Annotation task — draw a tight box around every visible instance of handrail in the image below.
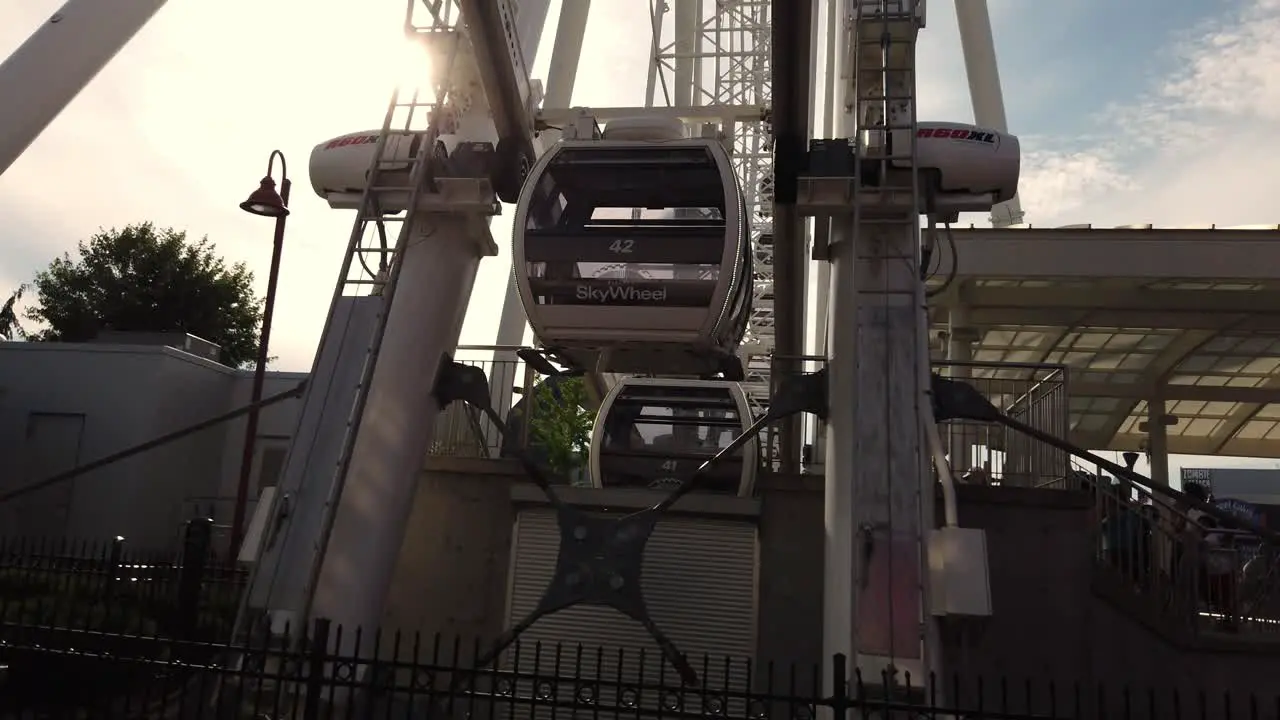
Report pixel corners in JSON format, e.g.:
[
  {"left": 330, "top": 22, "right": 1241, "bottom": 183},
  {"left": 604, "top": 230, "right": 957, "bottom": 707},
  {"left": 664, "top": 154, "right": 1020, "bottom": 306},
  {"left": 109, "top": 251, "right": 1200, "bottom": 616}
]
[
  {"left": 1002, "top": 368, "right": 1067, "bottom": 415},
  {"left": 1005, "top": 414, "right": 1280, "bottom": 547}
]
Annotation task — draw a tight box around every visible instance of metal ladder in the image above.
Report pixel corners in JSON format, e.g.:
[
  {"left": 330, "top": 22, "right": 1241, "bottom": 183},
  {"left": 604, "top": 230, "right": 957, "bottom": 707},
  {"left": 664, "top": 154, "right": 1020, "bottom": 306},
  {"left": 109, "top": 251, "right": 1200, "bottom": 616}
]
[
  {"left": 848, "top": 0, "right": 931, "bottom": 679},
  {"left": 288, "top": 2, "right": 466, "bottom": 622},
  {"left": 850, "top": 0, "right": 922, "bottom": 214}
]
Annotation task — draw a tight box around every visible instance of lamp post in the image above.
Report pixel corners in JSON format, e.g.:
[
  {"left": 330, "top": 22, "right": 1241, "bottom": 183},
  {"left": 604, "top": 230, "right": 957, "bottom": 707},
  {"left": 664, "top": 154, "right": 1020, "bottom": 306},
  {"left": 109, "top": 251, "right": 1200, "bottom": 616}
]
[{"left": 230, "top": 150, "right": 291, "bottom": 556}]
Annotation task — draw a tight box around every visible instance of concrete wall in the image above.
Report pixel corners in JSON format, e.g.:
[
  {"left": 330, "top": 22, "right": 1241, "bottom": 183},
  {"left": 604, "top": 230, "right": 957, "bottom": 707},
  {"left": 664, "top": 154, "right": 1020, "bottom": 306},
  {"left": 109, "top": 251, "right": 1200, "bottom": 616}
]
[
  {"left": 384, "top": 458, "right": 518, "bottom": 641},
  {"left": 0, "top": 341, "right": 305, "bottom": 551},
  {"left": 207, "top": 370, "right": 308, "bottom": 525},
  {"left": 948, "top": 484, "right": 1280, "bottom": 710},
  {"left": 388, "top": 461, "right": 1280, "bottom": 714}
]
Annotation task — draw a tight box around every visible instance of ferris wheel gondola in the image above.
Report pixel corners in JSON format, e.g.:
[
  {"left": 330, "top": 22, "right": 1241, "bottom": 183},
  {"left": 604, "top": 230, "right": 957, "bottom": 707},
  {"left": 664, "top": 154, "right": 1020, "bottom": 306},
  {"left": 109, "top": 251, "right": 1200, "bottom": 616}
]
[
  {"left": 512, "top": 123, "right": 753, "bottom": 379},
  {"left": 589, "top": 378, "right": 757, "bottom": 497}
]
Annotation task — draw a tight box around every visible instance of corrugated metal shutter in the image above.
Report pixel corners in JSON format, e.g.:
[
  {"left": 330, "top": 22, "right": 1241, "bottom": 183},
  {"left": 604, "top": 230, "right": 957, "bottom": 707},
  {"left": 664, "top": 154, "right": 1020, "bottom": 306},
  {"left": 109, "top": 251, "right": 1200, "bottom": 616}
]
[{"left": 502, "top": 507, "right": 757, "bottom": 717}]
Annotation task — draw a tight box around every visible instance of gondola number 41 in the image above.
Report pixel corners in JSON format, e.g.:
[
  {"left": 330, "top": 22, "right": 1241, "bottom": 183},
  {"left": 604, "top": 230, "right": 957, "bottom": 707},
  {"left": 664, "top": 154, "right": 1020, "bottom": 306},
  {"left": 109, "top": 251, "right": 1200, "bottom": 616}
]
[
  {"left": 609, "top": 239, "right": 635, "bottom": 254},
  {"left": 660, "top": 460, "right": 678, "bottom": 472}
]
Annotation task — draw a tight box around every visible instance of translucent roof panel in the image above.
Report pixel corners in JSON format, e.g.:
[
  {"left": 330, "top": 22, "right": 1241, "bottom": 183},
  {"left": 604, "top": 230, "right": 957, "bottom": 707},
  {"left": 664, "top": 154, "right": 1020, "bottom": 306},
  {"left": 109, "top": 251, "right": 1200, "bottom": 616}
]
[
  {"left": 931, "top": 250, "right": 1280, "bottom": 457},
  {"left": 965, "top": 324, "right": 1280, "bottom": 458}
]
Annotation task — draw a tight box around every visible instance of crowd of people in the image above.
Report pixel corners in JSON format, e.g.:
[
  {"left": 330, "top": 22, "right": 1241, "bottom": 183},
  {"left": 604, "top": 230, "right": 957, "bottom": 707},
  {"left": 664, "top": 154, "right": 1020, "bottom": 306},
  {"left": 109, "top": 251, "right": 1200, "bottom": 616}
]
[
  {"left": 1091, "top": 474, "right": 1262, "bottom": 631},
  {"left": 940, "top": 460, "right": 1277, "bottom": 632}
]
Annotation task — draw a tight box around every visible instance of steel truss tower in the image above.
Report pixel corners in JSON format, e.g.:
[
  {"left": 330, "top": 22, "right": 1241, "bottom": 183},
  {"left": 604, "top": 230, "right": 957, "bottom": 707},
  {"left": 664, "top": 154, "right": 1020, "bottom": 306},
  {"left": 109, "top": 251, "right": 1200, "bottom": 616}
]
[{"left": 645, "top": 0, "right": 775, "bottom": 411}]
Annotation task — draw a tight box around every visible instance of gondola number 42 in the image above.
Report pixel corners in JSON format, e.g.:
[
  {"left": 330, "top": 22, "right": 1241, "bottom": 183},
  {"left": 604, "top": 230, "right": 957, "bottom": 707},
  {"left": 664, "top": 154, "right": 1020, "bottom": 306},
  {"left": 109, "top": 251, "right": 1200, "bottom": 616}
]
[{"left": 609, "top": 239, "right": 635, "bottom": 254}]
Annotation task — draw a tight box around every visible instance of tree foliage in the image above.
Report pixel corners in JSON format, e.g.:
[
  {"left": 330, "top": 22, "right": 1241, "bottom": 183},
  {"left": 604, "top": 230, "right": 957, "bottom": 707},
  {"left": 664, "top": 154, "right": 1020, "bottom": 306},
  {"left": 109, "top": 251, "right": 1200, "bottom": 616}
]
[
  {"left": 527, "top": 376, "right": 595, "bottom": 481},
  {"left": 24, "top": 223, "right": 263, "bottom": 367},
  {"left": 1, "top": 284, "right": 26, "bottom": 340}
]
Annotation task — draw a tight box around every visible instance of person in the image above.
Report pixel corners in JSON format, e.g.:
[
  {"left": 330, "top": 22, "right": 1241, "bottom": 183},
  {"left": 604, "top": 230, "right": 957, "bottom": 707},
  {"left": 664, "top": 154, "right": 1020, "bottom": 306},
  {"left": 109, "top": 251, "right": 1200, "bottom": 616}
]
[
  {"left": 1180, "top": 483, "right": 1239, "bottom": 628},
  {"left": 1170, "top": 483, "right": 1211, "bottom": 610},
  {"left": 1201, "top": 513, "right": 1240, "bottom": 629},
  {"left": 1102, "top": 482, "right": 1144, "bottom": 583},
  {"left": 960, "top": 463, "right": 991, "bottom": 486}
]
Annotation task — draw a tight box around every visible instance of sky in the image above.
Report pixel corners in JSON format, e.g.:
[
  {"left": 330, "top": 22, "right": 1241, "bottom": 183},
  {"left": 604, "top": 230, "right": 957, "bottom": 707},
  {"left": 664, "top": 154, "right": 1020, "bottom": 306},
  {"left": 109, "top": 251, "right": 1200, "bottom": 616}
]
[{"left": 2, "top": 0, "right": 1279, "bottom": 482}]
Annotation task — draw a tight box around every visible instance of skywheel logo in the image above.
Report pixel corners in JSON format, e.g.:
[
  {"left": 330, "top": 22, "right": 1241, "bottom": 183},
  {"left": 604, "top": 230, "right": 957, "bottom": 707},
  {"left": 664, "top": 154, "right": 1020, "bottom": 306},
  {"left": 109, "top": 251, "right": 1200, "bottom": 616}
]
[{"left": 575, "top": 284, "right": 669, "bottom": 303}]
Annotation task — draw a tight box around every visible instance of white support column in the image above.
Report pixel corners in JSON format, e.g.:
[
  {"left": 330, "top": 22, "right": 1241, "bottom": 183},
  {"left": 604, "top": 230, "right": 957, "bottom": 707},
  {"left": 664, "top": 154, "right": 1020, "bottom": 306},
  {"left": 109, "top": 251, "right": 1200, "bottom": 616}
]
[
  {"left": 673, "top": 0, "right": 698, "bottom": 108},
  {"left": 493, "top": 0, "right": 592, "bottom": 355},
  {"left": 309, "top": 215, "right": 497, "bottom": 642},
  {"left": 541, "top": 0, "right": 591, "bottom": 109},
  {"left": 953, "top": 0, "right": 1023, "bottom": 227},
  {"left": 823, "top": 0, "right": 935, "bottom": 690},
  {"left": 513, "top": 0, "right": 552, "bottom": 67},
  {"left": 0, "top": 0, "right": 169, "bottom": 177}
]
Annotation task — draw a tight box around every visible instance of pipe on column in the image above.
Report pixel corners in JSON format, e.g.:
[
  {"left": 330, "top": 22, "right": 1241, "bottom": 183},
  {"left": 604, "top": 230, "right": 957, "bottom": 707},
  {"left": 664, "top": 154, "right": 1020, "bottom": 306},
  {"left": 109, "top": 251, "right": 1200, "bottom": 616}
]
[
  {"left": 953, "top": 0, "right": 1023, "bottom": 227},
  {"left": 811, "top": 0, "right": 842, "bottom": 358}
]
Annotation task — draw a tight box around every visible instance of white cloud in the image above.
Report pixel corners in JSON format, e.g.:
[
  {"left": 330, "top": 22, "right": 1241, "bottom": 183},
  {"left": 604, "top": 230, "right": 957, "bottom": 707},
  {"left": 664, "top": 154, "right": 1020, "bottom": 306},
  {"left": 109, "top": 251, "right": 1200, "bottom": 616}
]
[
  {"left": 1017, "top": 148, "right": 1136, "bottom": 221},
  {"left": 1013, "top": 0, "right": 1280, "bottom": 227}
]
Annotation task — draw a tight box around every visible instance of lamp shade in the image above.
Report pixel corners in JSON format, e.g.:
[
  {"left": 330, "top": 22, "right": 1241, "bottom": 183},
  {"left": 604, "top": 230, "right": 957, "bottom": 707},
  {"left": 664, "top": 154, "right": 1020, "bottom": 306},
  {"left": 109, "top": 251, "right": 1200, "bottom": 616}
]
[{"left": 240, "top": 177, "right": 289, "bottom": 217}]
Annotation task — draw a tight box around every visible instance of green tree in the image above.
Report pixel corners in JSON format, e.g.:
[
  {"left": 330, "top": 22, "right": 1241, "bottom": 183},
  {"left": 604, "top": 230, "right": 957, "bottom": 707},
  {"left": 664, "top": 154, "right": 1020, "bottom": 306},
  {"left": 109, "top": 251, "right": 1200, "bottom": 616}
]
[
  {"left": 0, "top": 284, "right": 26, "bottom": 340},
  {"left": 528, "top": 376, "right": 595, "bottom": 481},
  {"left": 24, "top": 223, "right": 262, "bottom": 367}
]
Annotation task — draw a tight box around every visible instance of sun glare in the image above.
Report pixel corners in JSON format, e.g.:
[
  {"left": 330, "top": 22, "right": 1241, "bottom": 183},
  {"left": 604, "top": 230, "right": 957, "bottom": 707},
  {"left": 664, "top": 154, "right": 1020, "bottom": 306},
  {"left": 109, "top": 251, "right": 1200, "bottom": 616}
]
[{"left": 375, "top": 33, "right": 439, "bottom": 98}]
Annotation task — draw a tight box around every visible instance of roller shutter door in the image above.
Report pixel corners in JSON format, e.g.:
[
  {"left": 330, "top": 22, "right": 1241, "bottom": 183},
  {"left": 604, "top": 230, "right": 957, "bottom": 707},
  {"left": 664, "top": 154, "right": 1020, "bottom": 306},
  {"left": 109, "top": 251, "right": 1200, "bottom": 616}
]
[{"left": 503, "top": 507, "right": 758, "bottom": 716}]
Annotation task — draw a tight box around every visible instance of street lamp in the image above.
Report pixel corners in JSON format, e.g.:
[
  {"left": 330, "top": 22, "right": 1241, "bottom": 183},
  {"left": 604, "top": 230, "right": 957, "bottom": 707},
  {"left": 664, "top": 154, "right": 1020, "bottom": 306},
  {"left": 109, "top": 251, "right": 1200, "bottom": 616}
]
[{"left": 230, "top": 150, "right": 291, "bottom": 556}]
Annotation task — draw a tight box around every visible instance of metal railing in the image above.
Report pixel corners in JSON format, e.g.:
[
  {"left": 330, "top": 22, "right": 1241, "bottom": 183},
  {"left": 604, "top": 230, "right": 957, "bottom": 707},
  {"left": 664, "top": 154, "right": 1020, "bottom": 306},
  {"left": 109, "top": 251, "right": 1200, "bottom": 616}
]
[
  {"left": 428, "top": 346, "right": 593, "bottom": 484},
  {"left": 1062, "top": 456, "right": 1280, "bottom": 643},
  {"left": 429, "top": 346, "right": 539, "bottom": 459},
  {"left": 938, "top": 361, "right": 1071, "bottom": 488},
  {"left": 0, "top": 522, "right": 245, "bottom": 640}
]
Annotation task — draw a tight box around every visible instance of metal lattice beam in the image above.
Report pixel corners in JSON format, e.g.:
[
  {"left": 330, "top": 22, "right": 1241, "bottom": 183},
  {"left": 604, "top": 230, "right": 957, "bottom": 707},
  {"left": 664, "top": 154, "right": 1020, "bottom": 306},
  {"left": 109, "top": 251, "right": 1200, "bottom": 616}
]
[{"left": 648, "top": 0, "right": 773, "bottom": 408}]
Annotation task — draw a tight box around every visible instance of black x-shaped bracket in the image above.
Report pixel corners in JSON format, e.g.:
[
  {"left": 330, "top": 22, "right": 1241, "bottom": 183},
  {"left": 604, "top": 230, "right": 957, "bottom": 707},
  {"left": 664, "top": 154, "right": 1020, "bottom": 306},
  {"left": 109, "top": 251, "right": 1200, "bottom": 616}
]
[{"left": 433, "top": 356, "right": 827, "bottom": 687}]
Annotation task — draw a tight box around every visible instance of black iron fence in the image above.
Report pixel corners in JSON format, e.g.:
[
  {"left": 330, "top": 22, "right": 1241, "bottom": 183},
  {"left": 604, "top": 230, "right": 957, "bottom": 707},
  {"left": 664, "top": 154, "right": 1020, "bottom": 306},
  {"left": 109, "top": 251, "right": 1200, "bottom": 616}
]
[
  {"left": 0, "top": 519, "right": 246, "bottom": 640},
  {"left": 2, "top": 618, "right": 1277, "bottom": 719}
]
